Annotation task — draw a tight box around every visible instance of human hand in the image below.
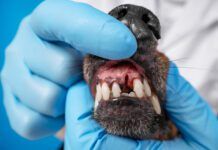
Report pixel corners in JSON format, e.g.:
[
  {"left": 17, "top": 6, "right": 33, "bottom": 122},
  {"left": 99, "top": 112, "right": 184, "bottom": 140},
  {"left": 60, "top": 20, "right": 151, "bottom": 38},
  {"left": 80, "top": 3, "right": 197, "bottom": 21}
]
[
  {"left": 1, "top": 0, "right": 136, "bottom": 139},
  {"left": 65, "top": 63, "right": 218, "bottom": 150}
]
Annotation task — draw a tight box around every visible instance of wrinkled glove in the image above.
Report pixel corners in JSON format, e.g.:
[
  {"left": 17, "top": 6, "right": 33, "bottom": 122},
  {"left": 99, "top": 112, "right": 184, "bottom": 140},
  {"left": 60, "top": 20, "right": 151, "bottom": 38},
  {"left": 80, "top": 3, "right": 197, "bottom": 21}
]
[
  {"left": 65, "top": 63, "right": 218, "bottom": 150},
  {"left": 1, "top": 0, "right": 136, "bottom": 139}
]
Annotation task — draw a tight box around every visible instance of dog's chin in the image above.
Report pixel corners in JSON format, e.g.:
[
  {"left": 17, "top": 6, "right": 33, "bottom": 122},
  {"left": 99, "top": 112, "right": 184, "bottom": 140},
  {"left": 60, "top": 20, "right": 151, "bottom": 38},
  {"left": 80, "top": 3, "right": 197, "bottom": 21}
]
[{"left": 93, "top": 96, "right": 167, "bottom": 139}]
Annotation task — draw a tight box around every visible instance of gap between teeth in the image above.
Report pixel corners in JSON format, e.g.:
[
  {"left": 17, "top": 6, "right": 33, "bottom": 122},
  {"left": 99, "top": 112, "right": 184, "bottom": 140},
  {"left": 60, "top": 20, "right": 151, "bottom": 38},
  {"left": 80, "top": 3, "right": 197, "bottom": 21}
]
[{"left": 95, "top": 79, "right": 161, "bottom": 114}]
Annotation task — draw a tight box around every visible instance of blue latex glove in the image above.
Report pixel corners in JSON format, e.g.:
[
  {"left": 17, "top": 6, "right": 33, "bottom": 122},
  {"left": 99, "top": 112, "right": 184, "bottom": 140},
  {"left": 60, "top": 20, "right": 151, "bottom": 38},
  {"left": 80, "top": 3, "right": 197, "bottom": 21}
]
[
  {"left": 65, "top": 63, "right": 218, "bottom": 150},
  {"left": 1, "top": 0, "right": 136, "bottom": 139}
]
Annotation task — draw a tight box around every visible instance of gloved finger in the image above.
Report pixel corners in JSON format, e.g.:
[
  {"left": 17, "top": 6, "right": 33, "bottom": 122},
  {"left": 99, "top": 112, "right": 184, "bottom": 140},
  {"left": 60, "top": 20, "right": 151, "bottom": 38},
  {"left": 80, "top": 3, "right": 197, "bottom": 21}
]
[
  {"left": 17, "top": 17, "right": 83, "bottom": 87},
  {"left": 1, "top": 47, "right": 66, "bottom": 117},
  {"left": 2, "top": 80, "right": 64, "bottom": 140},
  {"left": 65, "top": 81, "right": 164, "bottom": 150},
  {"left": 30, "top": 0, "right": 137, "bottom": 60},
  {"left": 165, "top": 63, "right": 218, "bottom": 149},
  {"left": 162, "top": 138, "right": 201, "bottom": 150},
  {"left": 65, "top": 81, "right": 104, "bottom": 149}
]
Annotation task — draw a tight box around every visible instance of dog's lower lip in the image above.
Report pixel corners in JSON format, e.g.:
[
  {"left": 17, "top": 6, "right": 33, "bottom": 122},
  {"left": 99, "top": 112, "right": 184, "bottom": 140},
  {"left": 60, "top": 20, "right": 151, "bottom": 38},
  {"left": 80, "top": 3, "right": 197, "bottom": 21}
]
[
  {"left": 94, "top": 96, "right": 160, "bottom": 121},
  {"left": 112, "top": 96, "right": 143, "bottom": 101}
]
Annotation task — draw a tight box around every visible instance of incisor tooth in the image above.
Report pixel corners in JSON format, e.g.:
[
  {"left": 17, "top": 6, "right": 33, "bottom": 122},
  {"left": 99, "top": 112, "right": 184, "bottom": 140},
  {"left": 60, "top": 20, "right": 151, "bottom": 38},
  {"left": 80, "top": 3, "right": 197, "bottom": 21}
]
[
  {"left": 133, "top": 79, "right": 144, "bottom": 98},
  {"left": 143, "top": 79, "right": 151, "bottom": 97},
  {"left": 102, "top": 82, "right": 110, "bottom": 100},
  {"left": 129, "top": 92, "right": 136, "bottom": 97},
  {"left": 112, "top": 82, "right": 121, "bottom": 97},
  {"left": 95, "top": 84, "right": 102, "bottom": 102},
  {"left": 151, "top": 95, "right": 161, "bottom": 114}
]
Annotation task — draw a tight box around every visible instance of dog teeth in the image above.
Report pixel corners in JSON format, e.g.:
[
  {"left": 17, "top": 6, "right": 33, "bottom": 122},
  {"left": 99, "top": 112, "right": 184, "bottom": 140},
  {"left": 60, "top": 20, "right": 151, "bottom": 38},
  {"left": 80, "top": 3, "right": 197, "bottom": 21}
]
[
  {"left": 94, "top": 77, "right": 161, "bottom": 115},
  {"left": 102, "top": 82, "right": 110, "bottom": 100},
  {"left": 151, "top": 95, "right": 161, "bottom": 114},
  {"left": 121, "top": 93, "right": 129, "bottom": 96},
  {"left": 94, "top": 100, "right": 99, "bottom": 110},
  {"left": 129, "top": 92, "right": 136, "bottom": 97},
  {"left": 112, "top": 82, "right": 121, "bottom": 98},
  {"left": 133, "top": 79, "right": 144, "bottom": 98},
  {"left": 95, "top": 78, "right": 152, "bottom": 103},
  {"left": 113, "top": 98, "right": 118, "bottom": 101},
  {"left": 94, "top": 84, "right": 102, "bottom": 110},
  {"left": 143, "top": 79, "right": 151, "bottom": 97},
  {"left": 95, "top": 84, "right": 102, "bottom": 102}
]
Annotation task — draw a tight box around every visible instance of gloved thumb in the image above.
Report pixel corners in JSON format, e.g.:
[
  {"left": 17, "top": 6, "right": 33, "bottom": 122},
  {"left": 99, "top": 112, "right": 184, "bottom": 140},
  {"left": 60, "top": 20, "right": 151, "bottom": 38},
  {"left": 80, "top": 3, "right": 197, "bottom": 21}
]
[{"left": 64, "top": 81, "right": 105, "bottom": 149}]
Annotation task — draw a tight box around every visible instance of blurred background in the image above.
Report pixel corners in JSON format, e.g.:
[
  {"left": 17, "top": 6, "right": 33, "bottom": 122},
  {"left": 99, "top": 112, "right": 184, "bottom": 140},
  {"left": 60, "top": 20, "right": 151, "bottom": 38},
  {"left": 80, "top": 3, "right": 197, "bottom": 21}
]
[
  {"left": 0, "top": 0, "right": 62, "bottom": 149},
  {"left": 0, "top": 0, "right": 217, "bottom": 149}
]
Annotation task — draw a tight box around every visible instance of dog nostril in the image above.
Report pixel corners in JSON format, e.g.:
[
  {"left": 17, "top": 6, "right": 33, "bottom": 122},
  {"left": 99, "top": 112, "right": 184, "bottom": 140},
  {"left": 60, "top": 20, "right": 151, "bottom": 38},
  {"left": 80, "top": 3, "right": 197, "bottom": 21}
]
[
  {"left": 141, "top": 14, "right": 161, "bottom": 39},
  {"left": 142, "top": 14, "right": 150, "bottom": 24},
  {"left": 117, "top": 8, "right": 128, "bottom": 19}
]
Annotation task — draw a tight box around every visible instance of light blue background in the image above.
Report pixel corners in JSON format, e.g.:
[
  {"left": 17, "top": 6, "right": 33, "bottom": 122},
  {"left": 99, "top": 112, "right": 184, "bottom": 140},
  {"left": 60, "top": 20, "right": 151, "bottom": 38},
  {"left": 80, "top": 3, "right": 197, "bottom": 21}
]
[{"left": 0, "top": 0, "right": 62, "bottom": 149}]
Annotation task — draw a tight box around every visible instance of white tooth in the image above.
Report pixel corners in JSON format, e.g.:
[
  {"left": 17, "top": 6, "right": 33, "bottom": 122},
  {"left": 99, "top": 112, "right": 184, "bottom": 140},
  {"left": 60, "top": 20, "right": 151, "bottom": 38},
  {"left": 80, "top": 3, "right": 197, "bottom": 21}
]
[
  {"left": 112, "top": 82, "right": 121, "bottom": 97},
  {"left": 102, "top": 82, "right": 110, "bottom": 100},
  {"left": 94, "top": 84, "right": 102, "bottom": 110},
  {"left": 143, "top": 79, "right": 151, "bottom": 97},
  {"left": 121, "top": 93, "right": 129, "bottom": 96},
  {"left": 151, "top": 95, "right": 161, "bottom": 114},
  {"left": 94, "top": 101, "right": 99, "bottom": 111},
  {"left": 133, "top": 79, "right": 144, "bottom": 98},
  {"left": 113, "top": 98, "right": 118, "bottom": 101},
  {"left": 95, "top": 84, "right": 102, "bottom": 102},
  {"left": 129, "top": 92, "right": 136, "bottom": 97}
]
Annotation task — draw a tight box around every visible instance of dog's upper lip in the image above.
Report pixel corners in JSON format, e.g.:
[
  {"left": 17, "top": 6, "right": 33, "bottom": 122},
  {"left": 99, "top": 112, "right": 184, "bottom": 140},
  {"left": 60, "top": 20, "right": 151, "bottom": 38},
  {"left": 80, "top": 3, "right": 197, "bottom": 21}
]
[
  {"left": 91, "top": 59, "right": 145, "bottom": 95},
  {"left": 95, "top": 59, "right": 143, "bottom": 71}
]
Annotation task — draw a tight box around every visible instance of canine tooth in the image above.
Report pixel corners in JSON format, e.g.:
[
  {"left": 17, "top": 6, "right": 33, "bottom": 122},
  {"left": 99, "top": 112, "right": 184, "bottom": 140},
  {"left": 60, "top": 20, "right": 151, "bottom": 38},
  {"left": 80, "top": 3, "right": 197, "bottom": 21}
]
[
  {"left": 151, "top": 95, "right": 161, "bottom": 114},
  {"left": 112, "top": 82, "right": 121, "bottom": 97},
  {"left": 94, "top": 101, "right": 99, "bottom": 111},
  {"left": 133, "top": 79, "right": 144, "bottom": 98},
  {"left": 95, "top": 84, "right": 102, "bottom": 102},
  {"left": 129, "top": 92, "right": 136, "bottom": 97},
  {"left": 102, "top": 82, "right": 110, "bottom": 100},
  {"left": 94, "top": 84, "right": 102, "bottom": 110},
  {"left": 143, "top": 79, "right": 151, "bottom": 97}
]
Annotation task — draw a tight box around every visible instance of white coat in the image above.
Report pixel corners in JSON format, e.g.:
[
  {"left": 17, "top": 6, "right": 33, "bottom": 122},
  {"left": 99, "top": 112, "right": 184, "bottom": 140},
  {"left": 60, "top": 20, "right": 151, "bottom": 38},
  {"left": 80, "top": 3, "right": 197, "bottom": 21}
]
[{"left": 75, "top": 0, "right": 218, "bottom": 113}]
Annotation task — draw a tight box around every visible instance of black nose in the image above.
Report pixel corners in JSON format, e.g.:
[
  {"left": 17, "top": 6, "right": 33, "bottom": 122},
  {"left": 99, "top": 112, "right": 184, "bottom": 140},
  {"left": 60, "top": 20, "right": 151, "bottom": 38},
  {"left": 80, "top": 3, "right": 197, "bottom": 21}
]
[{"left": 109, "top": 4, "right": 161, "bottom": 40}]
